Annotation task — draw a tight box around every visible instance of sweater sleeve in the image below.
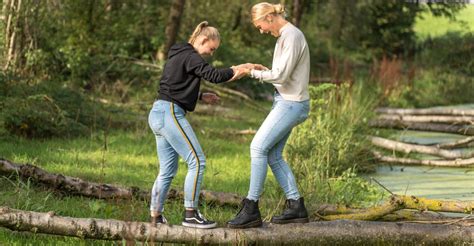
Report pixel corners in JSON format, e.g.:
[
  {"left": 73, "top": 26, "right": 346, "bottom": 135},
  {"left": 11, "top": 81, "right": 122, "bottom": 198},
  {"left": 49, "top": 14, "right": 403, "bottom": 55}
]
[
  {"left": 185, "top": 53, "right": 234, "bottom": 83},
  {"left": 250, "top": 34, "right": 302, "bottom": 84}
]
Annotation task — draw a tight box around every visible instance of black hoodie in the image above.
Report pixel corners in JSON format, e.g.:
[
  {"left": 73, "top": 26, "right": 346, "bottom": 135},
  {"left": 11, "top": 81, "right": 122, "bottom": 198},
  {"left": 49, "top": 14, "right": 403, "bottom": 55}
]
[{"left": 158, "top": 43, "right": 234, "bottom": 112}]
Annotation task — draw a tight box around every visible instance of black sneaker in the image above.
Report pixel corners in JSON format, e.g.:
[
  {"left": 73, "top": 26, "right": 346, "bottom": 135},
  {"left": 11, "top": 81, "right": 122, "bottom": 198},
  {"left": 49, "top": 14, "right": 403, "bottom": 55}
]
[
  {"left": 182, "top": 210, "right": 217, "bottom": 229},
  {"left": 151, "top": 214, "right": 167, "bottom": 226}
]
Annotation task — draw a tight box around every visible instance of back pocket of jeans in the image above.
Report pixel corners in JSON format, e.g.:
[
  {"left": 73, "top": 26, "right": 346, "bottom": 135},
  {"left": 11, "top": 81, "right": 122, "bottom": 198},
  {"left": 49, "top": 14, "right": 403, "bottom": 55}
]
[{"left": 148, "top": 110, "right": 165, "bottom": 132}]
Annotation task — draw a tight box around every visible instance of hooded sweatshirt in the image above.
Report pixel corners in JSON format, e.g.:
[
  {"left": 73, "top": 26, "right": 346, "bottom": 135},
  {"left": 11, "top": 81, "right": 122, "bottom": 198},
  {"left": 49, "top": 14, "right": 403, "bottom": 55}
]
[{"left": 158, "top": 43, "right": 234, "bottom": 112}]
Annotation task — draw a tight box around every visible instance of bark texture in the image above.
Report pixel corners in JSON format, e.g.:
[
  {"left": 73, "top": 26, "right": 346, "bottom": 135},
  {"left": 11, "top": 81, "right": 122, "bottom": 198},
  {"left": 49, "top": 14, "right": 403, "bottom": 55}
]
[
  {"left": 0, "top": 206, "right": 472, "bottom": 244},
  {"left": 0, "top": 158, "right": 242, "bottom": 207},
  {"left": 370, "top": 136, "right": 473, "bottom": 159}
]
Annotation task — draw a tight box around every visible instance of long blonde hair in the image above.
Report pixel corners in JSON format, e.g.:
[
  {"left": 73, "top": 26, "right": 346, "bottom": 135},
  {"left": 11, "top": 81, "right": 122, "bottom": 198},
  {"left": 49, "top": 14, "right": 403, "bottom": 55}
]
[
  {"left": 188, "top": 21, "right": 221, "bottom": 45},
  {"left": 251, "top": 2, "right": 286, "bottom": 23}
]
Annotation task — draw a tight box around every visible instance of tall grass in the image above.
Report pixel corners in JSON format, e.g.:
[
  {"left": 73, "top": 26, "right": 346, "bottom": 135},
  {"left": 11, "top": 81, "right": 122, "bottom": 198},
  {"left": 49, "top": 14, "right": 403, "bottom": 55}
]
[{"left": 285, "top": 83, "right": 381, "bottom": 207}]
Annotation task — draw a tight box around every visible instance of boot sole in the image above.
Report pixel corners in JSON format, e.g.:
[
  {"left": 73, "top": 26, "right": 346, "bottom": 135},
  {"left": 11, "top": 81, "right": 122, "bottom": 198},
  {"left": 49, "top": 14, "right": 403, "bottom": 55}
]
[
  {"left": 271, "top": 217, "right": 309, "bottom": 224},
  {"left": 227, "top": 219, "right": 263, "bottom": 229}
]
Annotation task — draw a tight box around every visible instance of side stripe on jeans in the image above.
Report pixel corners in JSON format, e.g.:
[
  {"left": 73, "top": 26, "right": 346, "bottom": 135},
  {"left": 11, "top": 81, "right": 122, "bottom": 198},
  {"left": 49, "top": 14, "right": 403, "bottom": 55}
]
[{"left": 170, "top": 103, "right": 200, "bottom": 203}]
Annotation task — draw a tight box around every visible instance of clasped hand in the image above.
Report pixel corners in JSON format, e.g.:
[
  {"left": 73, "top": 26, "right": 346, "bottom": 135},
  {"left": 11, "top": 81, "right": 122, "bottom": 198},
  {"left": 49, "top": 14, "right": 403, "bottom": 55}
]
[{"left": 228, "top": 63, "right": 269, "bottom": 81}]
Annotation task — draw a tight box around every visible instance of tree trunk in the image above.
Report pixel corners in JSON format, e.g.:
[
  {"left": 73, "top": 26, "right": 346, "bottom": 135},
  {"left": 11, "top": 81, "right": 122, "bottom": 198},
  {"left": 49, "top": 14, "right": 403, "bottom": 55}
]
[
  {"left": 156, "top": 0, "right": 185, "bottom": 61},
  {"left": 3, "top": 0, "right": 37, "bottom": 72},
  {"left": 372, "top": 151, "right": 474, "bottom": 167},
  {"left": 370, "top": 136, "right": 473, "bottom": 159},
  {"left": 291, "top": 0, "right": 303, "bottom": 27},
  {"left": 369, "top": 119, "right": 474, "bottom": 136},
  {"left": 1, "top": 206, "right": 472, "bottom": 244},
  {"left": 377, "top": 114, "right": 474, "bottom": 124},
  {"left": 0, "top": 158, "right": 242, "bottom": 207},
  {"left": 376, "top": 107, "right": 474, "bottom": 117}
]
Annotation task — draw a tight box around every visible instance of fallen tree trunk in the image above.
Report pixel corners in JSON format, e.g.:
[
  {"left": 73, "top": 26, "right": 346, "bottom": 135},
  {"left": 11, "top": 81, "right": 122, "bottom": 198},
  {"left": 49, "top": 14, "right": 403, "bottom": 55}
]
[
  {"left": 370, "top": 136, "right": 473, "bottom": 159},
  {"left": 377, "top": 114, "right": 474, "bottom": 124},
  {"left": 317, "top": 195, "right": 474, "bottom": 221},
  {"left": 0, "top": 206, "right": 472, "bottom": 244},
  {"left": 376, "top": 107, "right": 474, "bottom": 117},
  {"left": 372, "top": 151, "right": 474, "bottom": 167},
  {"left": 434, "top": 136, "right": 474, "bottom": 149},
  {"left": 369, "top": 120, "right": 474, "bottom": 136},
  {"left": 0, "top": 158, "right": 242, "bottom": 207}
]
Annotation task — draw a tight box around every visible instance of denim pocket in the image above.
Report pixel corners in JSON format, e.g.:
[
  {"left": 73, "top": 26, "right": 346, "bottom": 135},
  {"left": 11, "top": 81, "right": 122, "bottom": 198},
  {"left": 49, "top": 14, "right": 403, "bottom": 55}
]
[
  {"left": 148, "top": 109, "right": 165, "bottom": 132},
  {"left": 296, "top": 103, "right": 310, "bottom": 124}
]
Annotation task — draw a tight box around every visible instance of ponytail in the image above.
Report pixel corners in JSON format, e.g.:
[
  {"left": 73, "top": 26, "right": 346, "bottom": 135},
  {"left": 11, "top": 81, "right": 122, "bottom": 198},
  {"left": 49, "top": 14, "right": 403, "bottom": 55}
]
[{"left": 188, "top": 21, "right": 221, "bottom": 45}]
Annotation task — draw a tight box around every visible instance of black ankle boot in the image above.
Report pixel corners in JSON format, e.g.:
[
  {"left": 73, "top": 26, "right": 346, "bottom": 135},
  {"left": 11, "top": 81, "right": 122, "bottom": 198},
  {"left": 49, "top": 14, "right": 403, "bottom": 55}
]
[
  {"left": 271, "top": 197, "right": 309, "bottom": 224},
  {"left": 227, "top": 198, "right": 263, "bottom": 228}
]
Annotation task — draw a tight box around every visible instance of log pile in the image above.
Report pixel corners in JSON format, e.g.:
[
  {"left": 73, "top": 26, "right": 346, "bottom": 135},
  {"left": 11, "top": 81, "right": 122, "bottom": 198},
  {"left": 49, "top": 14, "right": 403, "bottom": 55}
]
[
  {"left": 370, "top": 107, "right": 474, "bottom": 167},
  {"left": 371, "top": 107, "right": 474, "bottom": 135}
]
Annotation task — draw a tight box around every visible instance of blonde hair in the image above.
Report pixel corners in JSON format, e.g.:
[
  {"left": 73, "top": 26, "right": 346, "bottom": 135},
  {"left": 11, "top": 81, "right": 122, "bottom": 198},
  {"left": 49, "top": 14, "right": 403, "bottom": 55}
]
[
  {"left": 188, "top": 21, "right": 221, "bottom": 45},
  {"left": 251, "top": 2, "right": 286, "bottom": 23}
]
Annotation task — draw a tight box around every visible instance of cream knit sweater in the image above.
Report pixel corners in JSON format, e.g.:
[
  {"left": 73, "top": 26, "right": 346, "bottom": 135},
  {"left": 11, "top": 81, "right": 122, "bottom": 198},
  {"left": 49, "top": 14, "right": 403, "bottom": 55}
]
[{"left": 250, "top": 22, "right": 310, "bottom": 102}]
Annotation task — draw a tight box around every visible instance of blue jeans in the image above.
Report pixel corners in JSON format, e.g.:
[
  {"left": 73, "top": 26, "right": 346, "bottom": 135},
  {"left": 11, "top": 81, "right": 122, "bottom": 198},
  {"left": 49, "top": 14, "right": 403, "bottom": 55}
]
[
  {"left": 148, "top": 100, "right": 206, "bottom": 212},
  {"left": 247, "top": 93, "right": 310, "bottom": 201}
]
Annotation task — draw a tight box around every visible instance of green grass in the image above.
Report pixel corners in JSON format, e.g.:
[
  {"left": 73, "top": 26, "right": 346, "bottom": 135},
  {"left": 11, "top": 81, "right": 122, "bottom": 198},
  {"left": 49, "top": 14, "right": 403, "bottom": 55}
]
[
  {"left": 414, "top": 5, "right": 474, "bottom": 40},
  {"left": 0, "top": 87, "right": 380, "bottom": 244},
  {"left": 0, "top": 96, "right": 289, "bottom": 244}
]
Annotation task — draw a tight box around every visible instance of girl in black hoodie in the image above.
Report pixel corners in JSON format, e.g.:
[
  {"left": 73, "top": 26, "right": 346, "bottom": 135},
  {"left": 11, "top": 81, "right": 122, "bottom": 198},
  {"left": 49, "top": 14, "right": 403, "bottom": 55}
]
[{"left": 148, "top": 21, "right": 263, "bottom": 229}]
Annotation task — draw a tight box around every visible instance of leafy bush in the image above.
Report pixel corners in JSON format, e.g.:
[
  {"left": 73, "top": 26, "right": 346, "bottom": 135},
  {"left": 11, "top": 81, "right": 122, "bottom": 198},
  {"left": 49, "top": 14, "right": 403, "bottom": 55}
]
[
  {"left": 0, "top": 80, "right": 135, "bottom": 138},
  {"left": 3, "top": 95, "right": 87, "bottom": 138}
]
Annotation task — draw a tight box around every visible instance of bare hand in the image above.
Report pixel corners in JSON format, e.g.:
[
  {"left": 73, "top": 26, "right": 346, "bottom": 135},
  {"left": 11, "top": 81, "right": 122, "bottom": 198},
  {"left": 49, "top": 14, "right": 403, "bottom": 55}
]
[
  {"left": 228, "top": 66, "right": 250, "bottom": 81},
  {"left": 236, "top": 63, "right": 269, "bottom": 71},
  {"left": 252, "top": 64, "right": 269, "bottom": 71},
  {"left": 201, "top": 93, "right": 220, "bottom": 104}
]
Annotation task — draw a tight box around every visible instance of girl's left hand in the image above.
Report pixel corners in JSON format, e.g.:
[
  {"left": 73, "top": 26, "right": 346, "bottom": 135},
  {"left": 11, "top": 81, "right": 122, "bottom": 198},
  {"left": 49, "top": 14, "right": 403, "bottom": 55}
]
[{"left": 201, "top": 93, "right": 220, "bottom": 104}]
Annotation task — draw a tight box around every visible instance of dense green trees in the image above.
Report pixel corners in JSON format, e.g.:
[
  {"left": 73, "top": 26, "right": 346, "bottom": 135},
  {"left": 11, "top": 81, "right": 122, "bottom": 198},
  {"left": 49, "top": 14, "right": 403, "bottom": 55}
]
[{"left": 0, "top": 1, "right": 471, "bottom": 137}]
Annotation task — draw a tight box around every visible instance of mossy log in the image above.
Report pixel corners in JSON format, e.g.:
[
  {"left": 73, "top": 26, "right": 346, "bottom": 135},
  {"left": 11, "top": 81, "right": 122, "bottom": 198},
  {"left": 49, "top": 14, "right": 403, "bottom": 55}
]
[
  {"left": 316, "top": 195, "right": 473, "bottom": 221},
  {"left": 0, "top": 158, "right": 242, "bottom": 207},
  {"left": 0, "top": 206, "right": 473, "bottom": 245}
]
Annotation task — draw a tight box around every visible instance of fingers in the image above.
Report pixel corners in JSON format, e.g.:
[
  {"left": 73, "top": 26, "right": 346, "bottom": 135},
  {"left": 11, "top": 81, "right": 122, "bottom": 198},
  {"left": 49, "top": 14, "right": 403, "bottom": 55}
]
[{"left": 253, "top": 64, "right": 269, "bottom": 70}]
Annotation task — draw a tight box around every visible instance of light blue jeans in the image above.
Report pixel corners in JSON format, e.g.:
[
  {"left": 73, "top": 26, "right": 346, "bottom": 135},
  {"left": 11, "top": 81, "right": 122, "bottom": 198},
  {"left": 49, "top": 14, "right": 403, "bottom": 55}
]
[
  {"left": 148, "top": 100, "right": 206, "bottom": 213},
  {"left": 247, "top": 92, "right": 310, "bottom": 201}
]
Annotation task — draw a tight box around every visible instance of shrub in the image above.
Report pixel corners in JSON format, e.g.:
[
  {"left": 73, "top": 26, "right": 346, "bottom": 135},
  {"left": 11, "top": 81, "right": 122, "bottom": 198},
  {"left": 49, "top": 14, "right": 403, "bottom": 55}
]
[{"left": 3, "top": 94, "right": 87, "bottom": 138}]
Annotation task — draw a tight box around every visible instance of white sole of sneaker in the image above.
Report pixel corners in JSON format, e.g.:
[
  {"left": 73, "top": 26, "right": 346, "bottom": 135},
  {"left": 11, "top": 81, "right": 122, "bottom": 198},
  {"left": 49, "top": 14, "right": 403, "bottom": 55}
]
[{"left": 182, "top": 222, "right": 217, "bottom": 229}]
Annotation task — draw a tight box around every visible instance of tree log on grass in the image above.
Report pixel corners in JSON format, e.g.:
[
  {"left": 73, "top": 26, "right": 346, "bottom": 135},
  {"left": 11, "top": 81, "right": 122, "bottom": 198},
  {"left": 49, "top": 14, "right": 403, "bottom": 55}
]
[
  {"left": 370, "top": 136, "right": 474, "bottom": 159},
  {"left": 376, "top": 108, "right": 474, "bottom": 117},
  {"left": 372, "top": 151, "right": 474, "bottom": 167},
  {"left": 369, "top": 120, "right": 474, "bottom": 136},
  {"left": 0, "top": 206, "right": 473, "bottom": 244},
  {"left": 0, "top": 158, "right": 242, "bottom": 207}
]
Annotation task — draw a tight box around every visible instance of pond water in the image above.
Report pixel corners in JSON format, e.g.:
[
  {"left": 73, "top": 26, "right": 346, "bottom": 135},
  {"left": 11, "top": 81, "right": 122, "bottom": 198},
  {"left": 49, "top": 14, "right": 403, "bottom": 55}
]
[{"left": 365, "top": 104, "right": 474, "bottom": 201}]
